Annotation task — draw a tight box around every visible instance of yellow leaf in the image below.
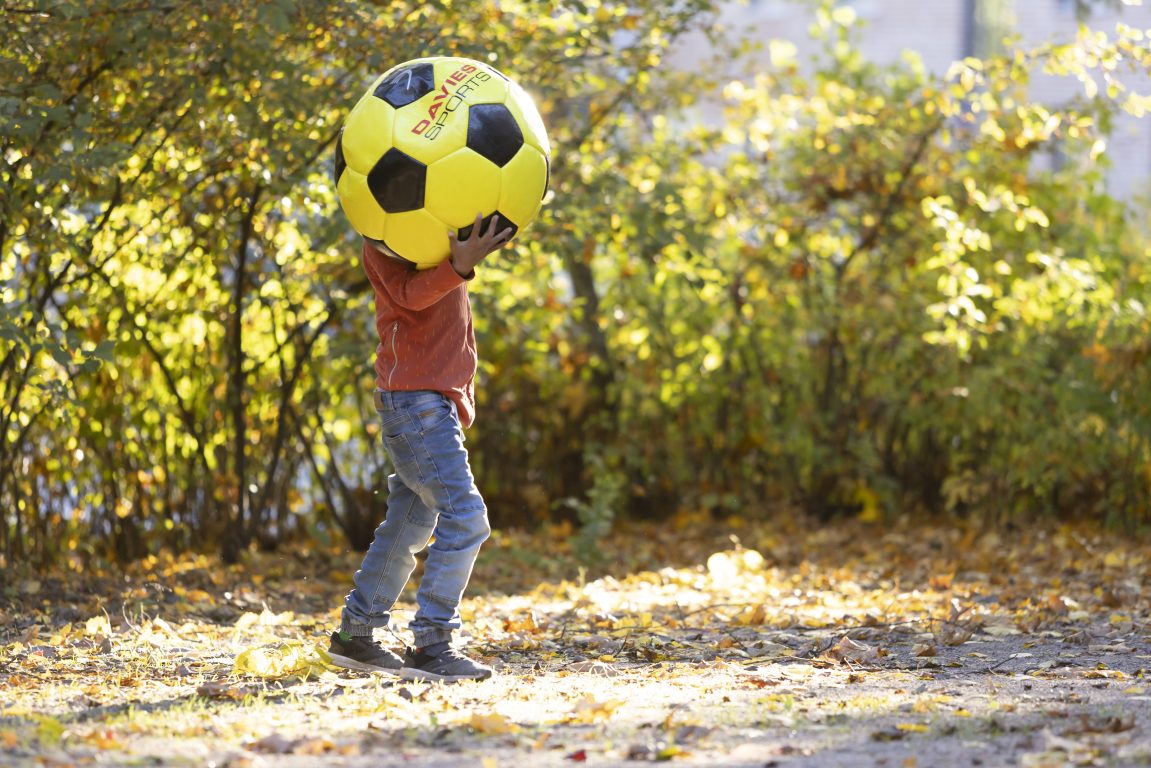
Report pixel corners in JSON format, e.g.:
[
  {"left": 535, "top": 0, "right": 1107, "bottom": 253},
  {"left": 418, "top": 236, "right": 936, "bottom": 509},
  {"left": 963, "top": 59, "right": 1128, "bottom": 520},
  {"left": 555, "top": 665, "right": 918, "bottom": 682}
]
[
  {"left": 1085, "top": 668, "right": 1127, "bottom": 680},
  {"left": 48, "top": 623, "right": 73, "bottom": 646},
  {"left": 35, "top": 715, "right": 65, "bottom": 746},
  {"left": 233, "top": 641, "right": 333, "bottom": 679},
  {"left": 503, "top": 613, "right": 539, "bottom": 634},
  {"left": 234, "top": 609, "right": 297, "bottom": 632},
  {"left": 707, "top": 549, "right": 766, "bottom": 584},
  {"left": 735, "top": 604, "right": 768, "bottom": 626},
  {"left": 84, "top": 615, "right": 112, "bottom": 637},
  {"left": 469, "top": 712, "right": 520, "bottom": 735},
  {"left": 85, "top": 728, "right": 120, "bottom": 749},
  {"left": 896, "top": 723, "right": 930, "bottom": 733},
  {"left": 234, "top": 612, "right": 260, "bottom": 631},
  {"left": 568, "top": 695, "right": 623, "bottom": 724}
]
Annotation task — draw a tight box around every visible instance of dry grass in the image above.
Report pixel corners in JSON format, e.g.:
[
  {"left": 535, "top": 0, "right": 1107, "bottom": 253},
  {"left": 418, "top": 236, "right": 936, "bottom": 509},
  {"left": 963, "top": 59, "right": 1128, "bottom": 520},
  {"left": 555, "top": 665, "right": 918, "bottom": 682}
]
[{"left": 2, "top": 516, "right": 1150, "bottom": 766}]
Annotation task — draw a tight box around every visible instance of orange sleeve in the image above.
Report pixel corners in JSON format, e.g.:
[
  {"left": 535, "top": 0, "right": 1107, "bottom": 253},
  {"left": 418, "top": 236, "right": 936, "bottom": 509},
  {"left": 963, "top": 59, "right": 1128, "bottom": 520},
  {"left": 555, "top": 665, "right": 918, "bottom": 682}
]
[{"left": 362, "top": 241, "right": 468, "bottom": 311}]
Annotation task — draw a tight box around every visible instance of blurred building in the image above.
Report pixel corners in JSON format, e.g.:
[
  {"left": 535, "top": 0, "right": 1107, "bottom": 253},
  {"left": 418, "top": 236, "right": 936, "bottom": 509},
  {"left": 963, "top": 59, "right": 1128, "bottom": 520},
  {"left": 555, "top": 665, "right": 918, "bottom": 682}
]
[{"left": 679, "top": 0, "right": 1151, "bottom": 200}]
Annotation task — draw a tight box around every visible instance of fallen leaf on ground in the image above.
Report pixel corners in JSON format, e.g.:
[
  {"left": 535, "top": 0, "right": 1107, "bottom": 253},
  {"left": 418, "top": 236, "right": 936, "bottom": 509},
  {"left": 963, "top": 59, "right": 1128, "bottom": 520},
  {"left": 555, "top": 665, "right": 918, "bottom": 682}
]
[
  {"left": 196, "top": 680, "right": 262, "bottom": 700},
  {"left": 248, "top": 733, "right": 297, "bottom": 754},
  {"left": 233, "top": 640, "right": 333, "bottom": 679},
  {"left": 1061, "top": 714, "right": 1136, "bottom": 736},
  {"left": 469, "top": 712, "right": 521, "bottom": 734},
  {"left": 565, "top": 660, "right": 625, "bottom": 677},
  {"left": 825, "top": 636, "right": 882, "bottom": 665},
  {"left": 568, "top": 695, "right": 624, "bottom": 724}
]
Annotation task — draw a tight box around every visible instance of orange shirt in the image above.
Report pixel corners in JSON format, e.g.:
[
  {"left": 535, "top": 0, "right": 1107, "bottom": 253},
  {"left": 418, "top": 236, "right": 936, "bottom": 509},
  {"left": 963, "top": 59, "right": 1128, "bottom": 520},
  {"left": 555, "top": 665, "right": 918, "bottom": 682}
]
[{"left": 362, "top": 241, "right": 477, "bottom": 428}]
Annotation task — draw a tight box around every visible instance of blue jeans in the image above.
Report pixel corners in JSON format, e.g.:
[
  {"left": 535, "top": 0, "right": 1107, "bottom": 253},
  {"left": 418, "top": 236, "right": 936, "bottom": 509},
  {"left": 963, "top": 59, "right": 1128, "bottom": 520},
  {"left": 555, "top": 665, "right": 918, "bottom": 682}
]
[{"left": 340, "top": 390, "right": 490, "bottom": 648}]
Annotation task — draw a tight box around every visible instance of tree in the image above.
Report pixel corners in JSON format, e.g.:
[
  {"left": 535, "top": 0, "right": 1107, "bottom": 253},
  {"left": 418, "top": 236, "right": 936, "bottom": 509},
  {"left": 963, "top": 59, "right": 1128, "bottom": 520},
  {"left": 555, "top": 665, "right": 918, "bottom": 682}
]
[
  {"left": 3, "top": 0, "right": 1149, "bottom": 570},
  {"left": 1, "top": 0, "right": 727, "bottom": 566}
]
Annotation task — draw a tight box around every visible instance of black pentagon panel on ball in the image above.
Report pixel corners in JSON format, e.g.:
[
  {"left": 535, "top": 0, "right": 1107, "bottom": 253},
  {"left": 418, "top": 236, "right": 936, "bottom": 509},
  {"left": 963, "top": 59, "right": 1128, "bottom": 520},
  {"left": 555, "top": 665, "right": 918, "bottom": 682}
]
[
  {"left": 367, "top": 148, "right": 427, "bottom": 213},
  {"left": 467, "top": 104, "right": 524, "bottom": 168},
  {"left": 373, "top": 62, "right": 436, "bottom": 108},
  {"left": 458, "top": 211, "right": 518, "bottom": 243},
  {"left": 332, "top": 130, "right": 347, "bottom": 185}
]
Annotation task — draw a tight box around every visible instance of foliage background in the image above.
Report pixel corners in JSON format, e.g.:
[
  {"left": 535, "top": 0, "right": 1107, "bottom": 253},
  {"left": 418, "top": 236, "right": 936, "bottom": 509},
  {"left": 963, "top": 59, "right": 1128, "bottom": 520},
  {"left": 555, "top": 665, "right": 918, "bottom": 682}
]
[{"left": 3, "top": 0, "right": 1150, "bottom": 570}]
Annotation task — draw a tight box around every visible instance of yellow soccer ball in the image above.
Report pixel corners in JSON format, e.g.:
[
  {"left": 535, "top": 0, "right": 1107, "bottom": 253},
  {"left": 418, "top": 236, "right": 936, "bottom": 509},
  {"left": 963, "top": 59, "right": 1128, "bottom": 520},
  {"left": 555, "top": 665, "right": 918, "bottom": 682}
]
[{"left": 334, "top": 57, "right": 550, "bottom": 267}]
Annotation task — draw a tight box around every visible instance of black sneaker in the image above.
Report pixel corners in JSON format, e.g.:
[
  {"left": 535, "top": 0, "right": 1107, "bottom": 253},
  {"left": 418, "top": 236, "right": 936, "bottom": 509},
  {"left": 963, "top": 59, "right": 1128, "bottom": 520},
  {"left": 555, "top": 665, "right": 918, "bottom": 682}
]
[
  {"left": 400, "top": 641, "right": 493, "bottom": 683},
  {"left": 326, "top": 631, "right": 403, "bottom": 674}
]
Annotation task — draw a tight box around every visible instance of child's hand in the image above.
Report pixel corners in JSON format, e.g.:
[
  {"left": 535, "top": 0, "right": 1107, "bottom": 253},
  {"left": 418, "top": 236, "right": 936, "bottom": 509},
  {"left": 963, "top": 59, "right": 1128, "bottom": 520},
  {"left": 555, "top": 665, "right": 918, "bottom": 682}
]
[{"left": 448, "top": 213, "right": 514, "bottom": 277}]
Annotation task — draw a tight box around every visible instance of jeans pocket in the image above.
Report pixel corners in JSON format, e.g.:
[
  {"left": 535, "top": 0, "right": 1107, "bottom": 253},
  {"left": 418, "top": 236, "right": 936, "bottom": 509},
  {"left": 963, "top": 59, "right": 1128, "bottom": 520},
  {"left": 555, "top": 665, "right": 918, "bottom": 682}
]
[
  {"left": 378, "top": 410, "right": 410, "bottom": 440},
  {"left": 413, "top": 398, "right": 454, "bottom": 435},
  {"left": 382, "top": 430, "right": 420, "bottom": 483}
]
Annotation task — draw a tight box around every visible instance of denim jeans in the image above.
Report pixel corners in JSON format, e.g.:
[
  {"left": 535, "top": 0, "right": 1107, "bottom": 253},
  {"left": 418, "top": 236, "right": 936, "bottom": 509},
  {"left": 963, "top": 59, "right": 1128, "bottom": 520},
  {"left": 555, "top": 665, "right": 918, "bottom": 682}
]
[{"left": 340, "top": 390, "right": 491, "bottom": 648}]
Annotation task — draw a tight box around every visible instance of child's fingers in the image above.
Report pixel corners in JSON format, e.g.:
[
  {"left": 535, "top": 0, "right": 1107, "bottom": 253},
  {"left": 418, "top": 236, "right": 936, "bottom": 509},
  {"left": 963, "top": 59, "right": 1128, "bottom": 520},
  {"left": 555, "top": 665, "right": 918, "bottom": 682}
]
[
  {"left": 454, "top": 213, "right": 484, "bottom": 243},
  {"left": 486, "top": 229, "right": 516, "bottom": 254},
  {"left": 482, "top": 214, "right": 502, "bottom": 237},
  {"left": 481, "top": 213, "right": 514, "bottom": 243}
]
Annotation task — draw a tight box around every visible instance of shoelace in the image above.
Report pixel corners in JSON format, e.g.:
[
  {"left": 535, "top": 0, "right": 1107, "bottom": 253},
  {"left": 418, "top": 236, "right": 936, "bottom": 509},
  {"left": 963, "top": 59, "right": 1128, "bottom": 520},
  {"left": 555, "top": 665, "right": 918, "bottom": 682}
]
[{"left": 386, "top": 625, "right": 409, "bottom": 648}]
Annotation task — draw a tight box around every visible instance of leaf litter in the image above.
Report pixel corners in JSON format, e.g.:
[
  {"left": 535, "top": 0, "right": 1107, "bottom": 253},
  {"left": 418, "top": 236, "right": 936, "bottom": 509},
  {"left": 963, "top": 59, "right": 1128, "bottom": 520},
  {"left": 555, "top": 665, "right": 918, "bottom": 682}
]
[{"left": 1, "top": 517, "right": 1149, "bottom": 766}]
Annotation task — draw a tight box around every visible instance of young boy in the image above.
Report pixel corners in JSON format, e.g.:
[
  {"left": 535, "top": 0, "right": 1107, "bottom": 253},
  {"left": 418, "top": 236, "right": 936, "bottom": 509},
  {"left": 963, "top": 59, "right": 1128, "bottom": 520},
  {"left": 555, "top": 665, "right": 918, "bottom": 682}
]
[{"left": 327, "top": 212, "right": 513, "bottom": 683}]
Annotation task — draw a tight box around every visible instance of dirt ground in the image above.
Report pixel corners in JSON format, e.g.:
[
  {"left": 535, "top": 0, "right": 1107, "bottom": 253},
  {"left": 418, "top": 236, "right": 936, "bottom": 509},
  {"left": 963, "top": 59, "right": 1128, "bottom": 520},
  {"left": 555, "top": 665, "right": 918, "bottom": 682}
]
[{"left": 2, "top": 518, "right": 1149, "bottom": 767}]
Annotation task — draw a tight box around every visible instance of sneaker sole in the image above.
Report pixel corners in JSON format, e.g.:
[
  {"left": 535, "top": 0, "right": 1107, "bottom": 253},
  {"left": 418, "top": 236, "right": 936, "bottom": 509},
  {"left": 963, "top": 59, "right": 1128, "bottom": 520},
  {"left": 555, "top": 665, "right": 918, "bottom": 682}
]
[
  {"left": 328, "top": 652, "right": 402, "bottom": 675},
  {"left": 399, "top": 667, "right": 493, "bottom": 683}
]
